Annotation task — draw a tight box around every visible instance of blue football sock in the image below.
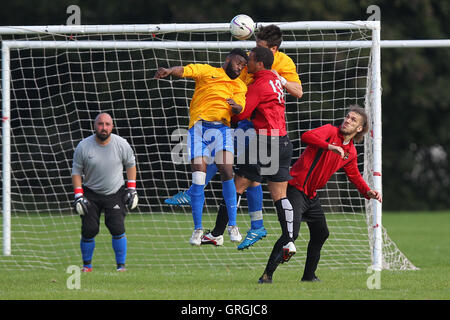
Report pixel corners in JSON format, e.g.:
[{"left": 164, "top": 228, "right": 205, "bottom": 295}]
[
  {"left": 112, "top": 233, "right": 127, "bottom": 266},
  {"left": 205, "top": 163, "right": 218, "bottom": 186},
  {"left": 247, "top": 185, "right": 264, "bottom": 229},
  {"left": 185, "top": 185, "right": 193, "bottom": 198},
  {"left": 186, "top": 163, "right": 218, "bottom": 197},
  {"left": 222, "top": 178, "right": 237, "bottom": 226},
  {"left": 191, "top": 183, "right": 205, "bottom": 229},
  {"left": 80, "top": 237, "right": 95, "bottom": 267}
]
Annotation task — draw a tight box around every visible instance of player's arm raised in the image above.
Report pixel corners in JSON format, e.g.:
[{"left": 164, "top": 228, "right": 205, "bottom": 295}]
[
  {"left": 271, "top": 68, "right": 303, "bottom": 98},
  {"left": 301, "top": 124, "right": 335, "bottom": 150},
  {"left": 284, "top": 80, "right": 303, "bottom": 98}
]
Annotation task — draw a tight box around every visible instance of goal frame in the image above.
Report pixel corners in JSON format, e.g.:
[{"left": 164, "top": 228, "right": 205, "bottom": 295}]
[{"left": 0, "top": 20, "right": 388, "bottom": 271}]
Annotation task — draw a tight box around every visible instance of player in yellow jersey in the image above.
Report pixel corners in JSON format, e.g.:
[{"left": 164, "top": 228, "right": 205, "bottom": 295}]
[
  {"left": 240, "top": 24, "right": 303, "bottom": 99},
  {"left": 154, "top": 48, "right": 248, "bottom": 246}
]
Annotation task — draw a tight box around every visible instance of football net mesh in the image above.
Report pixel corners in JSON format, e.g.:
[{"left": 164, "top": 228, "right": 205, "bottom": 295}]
[{"left": 0, "top": 23, "right": 417, "bottom": 271}]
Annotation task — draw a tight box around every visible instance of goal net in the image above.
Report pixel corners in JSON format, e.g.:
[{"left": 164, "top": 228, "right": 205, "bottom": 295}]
[{"left": 0, "top": 22, "right": 417, "bottom": 271}]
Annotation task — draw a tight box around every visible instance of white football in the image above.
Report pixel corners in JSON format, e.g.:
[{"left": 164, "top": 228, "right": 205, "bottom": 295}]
[{"left": 230, "top": 14, "right": 255, "bottom": 40}]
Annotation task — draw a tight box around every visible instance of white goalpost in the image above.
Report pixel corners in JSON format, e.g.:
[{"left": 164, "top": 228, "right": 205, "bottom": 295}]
[{"left": 1, "top": 21, "right": 424, "bottom": 271}]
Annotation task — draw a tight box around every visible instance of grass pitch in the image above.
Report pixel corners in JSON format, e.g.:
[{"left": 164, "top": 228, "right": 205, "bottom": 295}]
[{"left": 0, "top": 211, "right": 449, "bottom": 300}]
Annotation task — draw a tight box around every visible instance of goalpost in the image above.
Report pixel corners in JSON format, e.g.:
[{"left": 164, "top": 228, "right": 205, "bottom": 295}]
[{"left": 1, "top": 21, "right": 419, "bottom": 271}]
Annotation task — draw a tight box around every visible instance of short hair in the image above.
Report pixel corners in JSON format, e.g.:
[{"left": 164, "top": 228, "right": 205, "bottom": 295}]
[
  {"left": 348, "top": 105, "right": 369, "bottom": 143},
  {"left": 256, "top": 24, "right": 282, "bottom": 49},
  {"left": 250, "top": 46, "right": 274, "bottom": 70},
  {"left": 227, "top": 48, "right": 249, "bottom": 63}
]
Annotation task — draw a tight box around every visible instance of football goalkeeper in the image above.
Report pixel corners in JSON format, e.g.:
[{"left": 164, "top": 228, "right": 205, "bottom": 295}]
[
  {"left": 71, "top": 112, "right": 138, "bottom": 272},
  {"left": 258, "top": 106, "right": 382, "bottom": 283}
]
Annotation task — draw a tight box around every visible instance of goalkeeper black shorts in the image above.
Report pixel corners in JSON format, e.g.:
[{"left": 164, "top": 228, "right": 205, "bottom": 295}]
[{"left": 80, "top": 185, "right": 127, "bottom": 238}]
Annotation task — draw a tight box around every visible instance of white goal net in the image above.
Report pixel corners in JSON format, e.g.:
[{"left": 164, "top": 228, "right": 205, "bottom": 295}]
[{"left": 0, "top": 22, "right": 417, "bottom": 271}]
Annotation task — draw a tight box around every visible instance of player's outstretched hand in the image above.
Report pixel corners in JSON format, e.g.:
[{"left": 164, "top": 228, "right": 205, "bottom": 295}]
[
  {"left": 154, "top": 66, "right": 184, "bottom": 79},
  {"left": 154, "top": 67, "right": 171, "bottom": 79},
  {"left": 367, "top": 190, "right": 382, "bottom": 203}
]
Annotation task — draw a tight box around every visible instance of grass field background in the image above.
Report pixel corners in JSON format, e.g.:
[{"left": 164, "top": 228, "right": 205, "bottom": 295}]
[
  {"left": 0, "top": 209, "right": 376, "bottom": 270},
  {"left": 0, "top": 211, "right": 449, "bottom": 300}
]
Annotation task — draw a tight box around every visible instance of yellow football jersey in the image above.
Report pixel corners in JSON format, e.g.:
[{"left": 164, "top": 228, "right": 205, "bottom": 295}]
[
  {"left": 182, "top": 64, "right": 247, "bottom": 128},
  {"left": 240, "top": 51, "right": 301, "bottom": 86}
]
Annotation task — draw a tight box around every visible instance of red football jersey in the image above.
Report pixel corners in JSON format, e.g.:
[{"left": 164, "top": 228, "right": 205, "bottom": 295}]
[
  {"left": 232, "top": 69, "right": 287, "bottom": 136},
  {"left": 289, "top": 124, "right": 371, "bottom": 199}
]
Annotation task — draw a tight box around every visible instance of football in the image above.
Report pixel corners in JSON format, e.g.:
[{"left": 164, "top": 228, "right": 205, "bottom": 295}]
[{"left": 229, "top": 14, "right": 255, "bottom": 40}]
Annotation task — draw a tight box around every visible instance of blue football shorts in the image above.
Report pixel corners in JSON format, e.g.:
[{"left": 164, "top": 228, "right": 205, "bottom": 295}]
[{"left": 187, "top": 120, "right": 234, "bottom": 162}]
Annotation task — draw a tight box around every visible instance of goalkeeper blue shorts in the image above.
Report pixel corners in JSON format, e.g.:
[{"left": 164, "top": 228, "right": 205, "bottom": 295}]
[{"left": 188, "top": 121, "right": 234, "bottom": 162}]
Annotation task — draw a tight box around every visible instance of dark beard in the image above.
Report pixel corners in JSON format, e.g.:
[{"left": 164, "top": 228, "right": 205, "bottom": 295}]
[
  {"left": 95, "top": 131, "right": 110, "bottom": 141},
  {"left": 225, "top": 63, "right": 239, "bottom": 79}
]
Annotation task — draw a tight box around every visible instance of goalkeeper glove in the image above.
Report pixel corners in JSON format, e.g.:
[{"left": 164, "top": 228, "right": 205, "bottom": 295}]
[
  {"left": 73, "top": 188, "right": 90, "bottom": 216},
  {"left": 124, "top": 180, "right": 138, "bottom": 211}
]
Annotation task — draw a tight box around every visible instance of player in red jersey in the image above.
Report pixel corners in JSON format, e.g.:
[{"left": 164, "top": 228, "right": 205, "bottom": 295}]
[
  {"left": 202, "top": 47, "right": 296, "bottom": 257},
  {"left": 258, "top": 106, "right": 382, "bottom": 283}
]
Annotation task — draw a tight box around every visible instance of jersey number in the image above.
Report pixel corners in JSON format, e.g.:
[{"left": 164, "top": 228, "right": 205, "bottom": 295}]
[{"left": 269, "top": 79, "right": 285, "bottom": 104}]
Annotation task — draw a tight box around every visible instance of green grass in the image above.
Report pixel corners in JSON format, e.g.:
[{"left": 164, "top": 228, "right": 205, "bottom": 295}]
[
  {"left": 0, "top": 210, "right": 377, "bottom": 271},
  {"left": 0, "top": 211, "right": 449, "bottom": 300}
]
